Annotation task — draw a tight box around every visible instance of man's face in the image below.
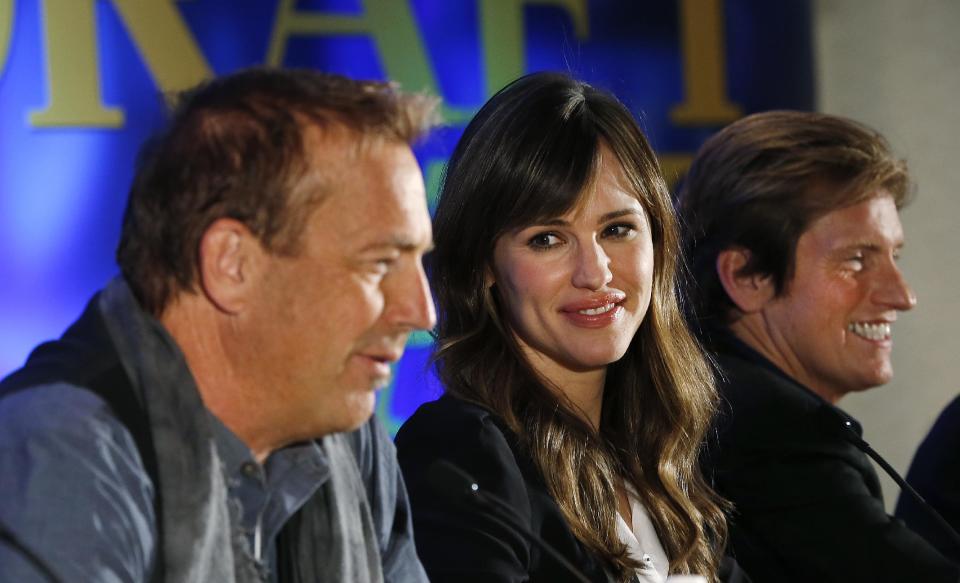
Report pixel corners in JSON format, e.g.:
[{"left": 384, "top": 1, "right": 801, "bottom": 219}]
[
  {"left": 758, "top": 193, "right": 915, "bottom": 402},
  {"left": 243, "top": 131, "right": 435, "bottom": 436}
]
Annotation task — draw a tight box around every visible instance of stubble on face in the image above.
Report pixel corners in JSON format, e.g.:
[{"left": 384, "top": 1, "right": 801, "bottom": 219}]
[
  {"left": 748, "top": 193, "right": 914, "bottom": 403},
  {"left": 239, "top": 127, "right": 433, "bottom": 440}
]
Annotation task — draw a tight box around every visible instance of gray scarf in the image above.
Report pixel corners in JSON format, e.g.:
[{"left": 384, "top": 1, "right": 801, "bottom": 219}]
[{"left": 100, "top": 280, "right": 385, "bottom": 582}]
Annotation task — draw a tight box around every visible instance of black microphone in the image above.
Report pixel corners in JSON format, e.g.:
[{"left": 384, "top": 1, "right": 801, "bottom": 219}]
[
  {"left": 426, "top": 459, "right": 593, "bottom": 583},
  {"left": 818, "top": 405, "right": 960, "bottom": 551}
]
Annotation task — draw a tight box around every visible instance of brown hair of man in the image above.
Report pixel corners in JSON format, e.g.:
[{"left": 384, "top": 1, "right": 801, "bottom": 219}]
[
  {"left": 676, "top": 110, "right": 911, "bottom": 329},
  {"left": 117, "top": 67, "right": 438, "bottom": 315}
]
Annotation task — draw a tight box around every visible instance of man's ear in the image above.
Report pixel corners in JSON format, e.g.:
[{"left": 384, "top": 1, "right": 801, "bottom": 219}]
[
  {"left": 716, "top": 247, "right": 775, "bottom": 314},
  {"left": 198, "top": 218, "right": 262, "bottom": 314}
]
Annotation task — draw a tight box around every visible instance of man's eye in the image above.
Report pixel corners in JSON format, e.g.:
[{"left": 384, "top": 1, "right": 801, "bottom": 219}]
[
  {"left": 843, "top": 255, "right": 865, "bottom": 271},
  {"left": 528, "top": 232, "right": 561, "bottom": 249},
  {"left": 370, "top": 257, "right": 397, "bottom": 274}
]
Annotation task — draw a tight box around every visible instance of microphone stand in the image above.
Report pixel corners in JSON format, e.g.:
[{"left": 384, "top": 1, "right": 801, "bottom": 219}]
[{"left": 830, "top": 411, "right": 960, "bottom": 551}]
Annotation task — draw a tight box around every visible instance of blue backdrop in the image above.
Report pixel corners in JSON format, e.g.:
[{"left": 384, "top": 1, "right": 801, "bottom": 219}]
[{"left": 0, "top": 0, "right": 813, "bottom": 433}]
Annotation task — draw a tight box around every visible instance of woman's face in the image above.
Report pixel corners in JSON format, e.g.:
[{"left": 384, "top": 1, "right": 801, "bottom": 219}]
[{"left": 489, "top": 150, "right": 655, "bottom": 381}]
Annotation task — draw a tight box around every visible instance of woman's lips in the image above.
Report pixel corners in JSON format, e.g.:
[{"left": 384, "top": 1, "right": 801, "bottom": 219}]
[{"left": 560, "top": 295, "right": 626, "bottom": 328}]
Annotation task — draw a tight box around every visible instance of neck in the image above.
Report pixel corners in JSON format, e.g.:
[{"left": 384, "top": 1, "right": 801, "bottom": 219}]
[
  {"left": 522, "top": 348, "right": 607, "bottom": 430},
  {"left": 728, "top": 315, "right": 844, "bottom": 405},
  {"left": 161, "top": 298, "right": 280, "bottom": 463}
]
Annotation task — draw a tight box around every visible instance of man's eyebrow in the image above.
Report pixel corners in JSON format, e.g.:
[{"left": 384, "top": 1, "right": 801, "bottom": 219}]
[
  {"left": 833, "top": 240, "right": 905, "bottom": 254},
  {"left": 360, "top": 236, "right": 434, "bottom": 253}
]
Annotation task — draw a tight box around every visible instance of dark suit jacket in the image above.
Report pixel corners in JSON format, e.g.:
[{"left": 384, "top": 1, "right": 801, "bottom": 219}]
[
  {"left": 705, "top": 331, "right": 959, "bottom": 582},
  {"left": 896, "top": 395, "right": 960, "bottom": 562},
  {"left": 395, "top": 394, "right": 612, "bottom": 582},
  {"left": 396, "top": 394, "right": 754, "bottom": 583}
]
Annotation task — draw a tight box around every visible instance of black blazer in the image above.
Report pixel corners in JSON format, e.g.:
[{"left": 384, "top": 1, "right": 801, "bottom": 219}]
[
  {"left": 896, "top": 394, "right": 960, "bottom": 563},
  {"left": 396, "top": 394, "right": 753, "bottom": 583},
  {"left": 705, "top": 331, "right": 960, "bottom": 582},
  {"left": 395, "top": 394, "right": 612, "bottom": 582}
]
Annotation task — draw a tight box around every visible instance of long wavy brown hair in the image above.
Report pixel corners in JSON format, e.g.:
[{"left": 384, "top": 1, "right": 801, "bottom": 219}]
[{"left": 430, "top": 72, "right": 728, "bottom": 581}]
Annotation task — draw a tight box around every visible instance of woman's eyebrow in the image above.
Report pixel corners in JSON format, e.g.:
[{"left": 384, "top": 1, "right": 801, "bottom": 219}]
[
  {"left": 530, "top": 208, "right": 643, "bottom": 228},
  {"left": 598, "top": 208, "right": 642, "bottom": 223}
]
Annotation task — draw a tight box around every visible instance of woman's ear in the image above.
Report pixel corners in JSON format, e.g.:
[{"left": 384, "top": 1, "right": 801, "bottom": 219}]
[
  {"left": 484, "top": 265, "right": 495, "bottom": 289},
  {"left": 716, "top": 247, "right": 775, "bottom": 314}
]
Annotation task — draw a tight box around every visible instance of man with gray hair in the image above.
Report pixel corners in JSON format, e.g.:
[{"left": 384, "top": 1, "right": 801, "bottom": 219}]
[{"left": 0, "top": 68, "right": 437, "bottom": 582}]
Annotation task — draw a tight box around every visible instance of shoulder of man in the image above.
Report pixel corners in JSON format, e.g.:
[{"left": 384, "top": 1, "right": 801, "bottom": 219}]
[
  {"left": 0, "top": 381, "right": 156, "bottom": 582},
  {"left": 712, "top": 348, "right": 837, "bottom": 443},
  {"left": 707, "top": 346, "right": 884, "bottom": 500}
]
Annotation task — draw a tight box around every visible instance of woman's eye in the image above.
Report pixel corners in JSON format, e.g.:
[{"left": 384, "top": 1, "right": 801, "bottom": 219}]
[
  {"left": 602, "top": 223, "right": 636, "bottom": 239},
  {"left": 528, "top": 232, "right": 561, "bottom": 249}
]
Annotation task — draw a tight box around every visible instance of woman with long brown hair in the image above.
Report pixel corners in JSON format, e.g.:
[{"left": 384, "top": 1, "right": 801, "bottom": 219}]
[{"left": 395, "top": 72, "right": 729, "bottom": 583}]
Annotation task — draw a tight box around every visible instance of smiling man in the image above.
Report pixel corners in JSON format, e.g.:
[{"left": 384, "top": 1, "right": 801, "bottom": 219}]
[
  {"left": 678, "top": 111, "right": 960, "bottom": 582},
  {"left": 0, "top": 69, "right": 436, "bottom": 582}
]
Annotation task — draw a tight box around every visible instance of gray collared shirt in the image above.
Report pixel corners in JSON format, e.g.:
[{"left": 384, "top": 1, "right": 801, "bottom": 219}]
[
  {"left": 0, "top": 383, "right": 424, "bottom": 582},
  {"left": 208, "top": 412, "right": 330, "bottom": 580},
  {"left": 0, "top": 281, "right": 426, "bottom": 582}
]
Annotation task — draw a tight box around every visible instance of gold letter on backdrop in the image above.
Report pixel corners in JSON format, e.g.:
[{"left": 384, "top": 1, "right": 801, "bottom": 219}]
[
  {"left": 268, "top": 1, "right": 436, "bottom": 90},
  {"left": 670, "top": 0, "right": 741, "bottom": 125},
  {"left": 0, "top": 0, "right": 12, "bottom": 80},
  {"left": 478, "top": 0, "right": 588, "bottom": 98},
  {"left": 30, "top": 0, "right": 122, "bottom": 127},
  {"left": 30, "top": 0, "right": 210, "bottom": 128}
]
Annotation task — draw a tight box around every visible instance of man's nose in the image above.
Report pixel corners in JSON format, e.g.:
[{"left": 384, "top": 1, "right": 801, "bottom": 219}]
[
  {"left": 571, "top": 240, "right": 613, "bottom": 291},
  {"left": 875, "top": 261, "right": 917, "bottom": 311},
  {"left": 393, "top": 259, "right": 437, "bottom": 332}
]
